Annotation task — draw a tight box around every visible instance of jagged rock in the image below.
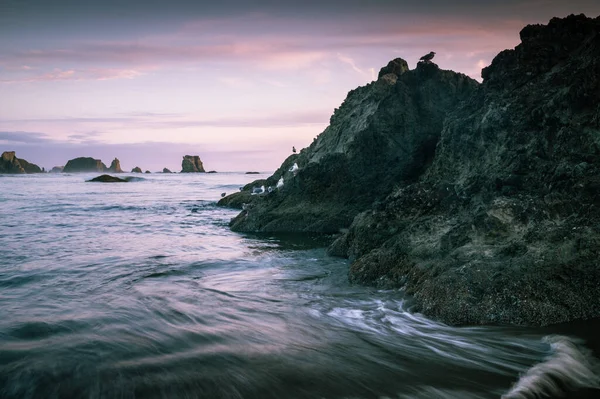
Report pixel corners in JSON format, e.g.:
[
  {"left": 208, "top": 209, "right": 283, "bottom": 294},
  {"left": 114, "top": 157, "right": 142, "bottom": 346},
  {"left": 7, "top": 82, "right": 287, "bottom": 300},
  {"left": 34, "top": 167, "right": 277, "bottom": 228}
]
[
  {"left": 131, "top": 167, "right": 142, "bottom": 173},
  {"left": 335, "top": 14, "right": 600, "bottom": 326},
  {"left": 0, "top": 151, "right": 25, "bottom": 173},
  {"left": 181, "top": 155, "right": 205, "bottom": 173},
  {"left": 50, "top": 166, "right": 64, "bottom": 173},
  {"left": 87, "top": 174, "right": 128, "bottom": 183},
  {"left": 220, "top": 14, "right": 600, "bottom": 327},
  {"left": 377, "top": 58, "right": 409, "bottom": 79},
  {"left": 220, "top": 58, "right": 477, "bottom": 233},
  {"left": 108, "top": 158, "right": 123, "bottom": 173},
  {"left": 0, "top": 151, "right": 43, "bottom": 174},
  {"left": 162, "top": 168, "right": 172, "bottom": 173},
  {"left": 63, "top": 157, "right": 107, "bottom": 173}
]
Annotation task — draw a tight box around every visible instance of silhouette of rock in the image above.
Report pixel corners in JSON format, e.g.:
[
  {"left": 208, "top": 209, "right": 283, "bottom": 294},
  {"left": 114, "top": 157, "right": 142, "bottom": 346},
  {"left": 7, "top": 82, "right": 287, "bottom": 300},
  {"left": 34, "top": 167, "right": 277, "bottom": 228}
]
[
  {"left": 131, "top": 167, "right": 142, "bottom": 173},
  {"left": 181, "top": 155, "right": 205, "bottom": 173},
  {"left": 1, "top": 151, "right": 43, "bottom": 174},
  {"left": 108, "top": 158, "right": 123, "bottom": 173},
  {"left": 87, "top": 174, "right": 128, "bottom": 183},
  {"left": 162, "top": 168, "right": 172, "bottom": 173},
  {"left": 63, "top": 157, "right": 107, "bottom": 173}
]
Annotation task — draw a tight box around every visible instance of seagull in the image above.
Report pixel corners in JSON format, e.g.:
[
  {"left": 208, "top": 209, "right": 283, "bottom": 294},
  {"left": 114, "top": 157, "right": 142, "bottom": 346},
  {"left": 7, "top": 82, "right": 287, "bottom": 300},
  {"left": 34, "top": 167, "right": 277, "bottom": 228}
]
[
  {"left": 267, "top": 186, "right": 273, "bottom": 193},
  {"left": 419, "top": 51, "right": 436, "bottom": 63},
  {"left": 289, "top": 163, "right": 299, "bottom": 176},
  {"left": 251, "top": 185, "right": 265, "bottom": 195},
  {"left": 276, "top": 177, "right": 284, "bottom": 189},
  {"left": 221, "top": 192, "right": 226, "bottom": 198},
  {"left": 292, "top": 146, "right": 296, "bottom": 153}
]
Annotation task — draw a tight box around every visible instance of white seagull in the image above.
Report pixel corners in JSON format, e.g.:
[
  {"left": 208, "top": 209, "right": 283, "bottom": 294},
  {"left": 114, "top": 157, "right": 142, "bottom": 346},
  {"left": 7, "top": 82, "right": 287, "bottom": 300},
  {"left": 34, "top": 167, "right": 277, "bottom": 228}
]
[
  {"left": 276, "top": 177, "right": 284, "bottom": 189},
  {"left": 289, "top": 163, "right": 299, "bottom": 176}
]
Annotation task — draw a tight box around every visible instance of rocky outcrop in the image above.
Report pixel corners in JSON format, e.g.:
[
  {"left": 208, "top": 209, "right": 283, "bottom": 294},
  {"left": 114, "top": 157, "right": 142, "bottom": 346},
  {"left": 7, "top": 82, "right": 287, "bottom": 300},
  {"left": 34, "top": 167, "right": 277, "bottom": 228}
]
[
  {"left": 181, "top": 155, "right": 205, "bottom": 173},
  {"left": 63, "top": 157, "right": 106, "bottom": 173},
  {"left": 0, "top": 151, "right": 25, "bottom": 173},
  {"left": 220, "top": 59, "right": 477, "bottom": 233},
  {"left": 220, "top": 14, "right": 600, "bottom": 326},
  {"left": 162, "top": 168, "right": 172, "bottom": 173},
  {"left": 145, "top": 170, "right": 151, "bottom": 174},
  {"left": 0, "top": 151, "right": 43, "bottom": 174},
  {"left": 332, "top": 14, "right": 600, "bottom": 326},
  {"left": 50, "top": 166, "right": 64, "bottom": 173},
  {"left": 107, "top": 158, "right": 123, "bottom": 173},
  {"left": 131, "top": 167, "right": 142, "bottom": 173},
  {"left": 87, "top": 174, "right": 128, "bottom": 183}
]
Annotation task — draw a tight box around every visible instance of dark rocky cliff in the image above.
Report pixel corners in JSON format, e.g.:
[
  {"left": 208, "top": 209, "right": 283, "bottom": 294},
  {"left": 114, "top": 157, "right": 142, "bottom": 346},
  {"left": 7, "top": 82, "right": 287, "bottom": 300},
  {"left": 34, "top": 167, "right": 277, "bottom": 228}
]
[
  {"left": 220, "top": 14, "right": 600, "bottom": 326},
  {"left": 220, "top": 60, "right": 478, "bottom": 232},
  {"left": 0, "top": 151, "right": 43, "bottom": 174},
  {"left": 63, "top": 157, "right": 107, "bottom": 173},
  {"left": 331, "top": 14, "right": 600, "bottom": 326}
]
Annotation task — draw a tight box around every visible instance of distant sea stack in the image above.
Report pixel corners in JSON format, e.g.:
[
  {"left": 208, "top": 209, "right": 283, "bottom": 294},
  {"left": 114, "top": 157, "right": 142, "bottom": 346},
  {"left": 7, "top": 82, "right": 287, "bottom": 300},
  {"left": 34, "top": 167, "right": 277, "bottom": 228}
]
[
  {"left": 50, "top": 166, "right": 64, "bottom": 173},
  {"left": 0, "top": 151, "right": 43, "bottom": 174},
  {"left": 181, "top": 155, "right": 205, "bottom": 173},
  {"left": 63, "top": 157, "right": 107, "bottom": 173},
  {"left": 220, "top": 15, "right": 600, "bottom": 327},
  {"left": 107, "top": 158, "right": 123, "bottom": 173},
  {"left": 162, "top": 168, "right": 172, "bottom": 173},
  {"left": 131, "top": 167, "right": 142, "bottom": 173}
]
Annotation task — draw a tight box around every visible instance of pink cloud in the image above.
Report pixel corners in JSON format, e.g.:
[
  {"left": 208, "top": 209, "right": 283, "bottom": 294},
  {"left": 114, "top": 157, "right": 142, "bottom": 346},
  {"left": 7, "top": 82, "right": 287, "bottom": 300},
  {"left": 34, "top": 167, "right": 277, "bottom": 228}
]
[{"left": 0, "top": 67, "right": 146, "bottom": 83}]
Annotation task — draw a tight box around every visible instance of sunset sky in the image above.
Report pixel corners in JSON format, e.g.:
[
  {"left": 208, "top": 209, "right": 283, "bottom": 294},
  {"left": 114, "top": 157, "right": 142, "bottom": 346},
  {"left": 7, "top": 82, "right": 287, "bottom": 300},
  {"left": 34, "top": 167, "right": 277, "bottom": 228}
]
[{"left": 1, "top": 0, "right": 598, "bottom": 172}]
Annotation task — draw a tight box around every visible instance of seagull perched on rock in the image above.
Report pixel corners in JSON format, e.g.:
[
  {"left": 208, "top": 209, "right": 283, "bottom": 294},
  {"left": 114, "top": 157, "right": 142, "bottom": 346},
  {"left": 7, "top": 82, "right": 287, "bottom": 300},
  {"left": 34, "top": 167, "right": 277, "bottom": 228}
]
[
  {"left": 221, "top": 192, "right": 226, "bottom": 197},
  {"left": 419, "top": 51, "right": 436, "bottom": 63},
  {"left": 251, "top": 185, "right": 265, "bottom": 195},
  {"left": 276, "top": 177, "right": 284, "bottom": 189},
  {"left": 292, "top": 146, "right": 296, "bottom": 153}
]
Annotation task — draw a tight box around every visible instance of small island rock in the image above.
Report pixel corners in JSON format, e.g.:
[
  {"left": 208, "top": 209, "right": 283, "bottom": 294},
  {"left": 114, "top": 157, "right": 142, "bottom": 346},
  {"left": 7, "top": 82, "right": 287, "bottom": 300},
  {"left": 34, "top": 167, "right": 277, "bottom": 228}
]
[
  {"left": 162, "top": 168, "right": 172, "bottom": 173},
  {"left": 181, "top": 155, "right": 205, "bottom": 173},
  {"left": 131, "top": 167, "right": 142, "bottom": 173},
  {"left": 107, "top": 158, "right": 123, "bottom": 173},
  {"left": 63, "top": 157, "right": 107, "bottom": 173},
  {"left": 87, "top": 174, "right": 128, "bottom": 183},
  {"left": 0, "top": 151, "right": 43, "bottom": 174}
]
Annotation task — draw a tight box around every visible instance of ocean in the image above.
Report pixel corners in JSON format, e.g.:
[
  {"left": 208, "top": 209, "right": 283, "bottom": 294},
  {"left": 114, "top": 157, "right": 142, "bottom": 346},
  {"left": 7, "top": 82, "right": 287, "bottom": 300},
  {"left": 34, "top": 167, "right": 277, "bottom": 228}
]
[{"left": 1, "top": 172, "right": 599, "bottom": 398}]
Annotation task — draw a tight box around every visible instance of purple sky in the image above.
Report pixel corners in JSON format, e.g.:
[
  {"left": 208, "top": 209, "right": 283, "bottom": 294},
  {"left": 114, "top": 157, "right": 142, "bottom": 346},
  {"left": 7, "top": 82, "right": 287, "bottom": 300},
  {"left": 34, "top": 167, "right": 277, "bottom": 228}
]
[{"left": 1, "top": 1, "right": 598, "bottom": 172}]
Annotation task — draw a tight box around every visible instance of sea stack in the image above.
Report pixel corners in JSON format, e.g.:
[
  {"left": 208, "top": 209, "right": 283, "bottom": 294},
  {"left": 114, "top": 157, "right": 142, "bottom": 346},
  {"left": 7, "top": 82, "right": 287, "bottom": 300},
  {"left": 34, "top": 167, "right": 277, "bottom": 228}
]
[
  {"left": 181, "top": 155, "right": 205, "bottom": 173},
  {"left": 0, "top": 151, "right": 43, "bottom": 174},
  {"left": 107, "top": 158, "right": 123, "bottom": 173},
  {"left": 219, "top": 15, "right": 600, "bottom": 327},
  {"left": 162, "top": 168, "right": 172, "bottom": 173},
  {"left": 63, "top": 157, "right": 107, "bottom": 173},
  {"left": 131, "top": 167, "right": 142, "bottom": 173}
]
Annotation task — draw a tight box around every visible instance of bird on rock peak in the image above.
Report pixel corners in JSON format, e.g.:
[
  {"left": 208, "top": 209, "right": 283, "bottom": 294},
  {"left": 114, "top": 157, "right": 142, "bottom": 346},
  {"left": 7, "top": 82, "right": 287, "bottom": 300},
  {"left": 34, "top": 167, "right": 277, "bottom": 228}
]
[{"left": 419, "top": 51, "right": 436, "bottom": 63}]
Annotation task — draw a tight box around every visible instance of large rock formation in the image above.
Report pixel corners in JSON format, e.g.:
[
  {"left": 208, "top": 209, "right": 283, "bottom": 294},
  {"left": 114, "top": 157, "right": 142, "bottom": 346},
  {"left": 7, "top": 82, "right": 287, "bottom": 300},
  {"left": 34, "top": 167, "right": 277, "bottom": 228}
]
[
  {"left": 107, "top": 158, "right": 123, "bottom": 173},
  {"left": 181, "top": 155, "right": 205, "bottom": 173},
  {"left": 63, "top": 157, "right": 107, "bottom": 173},
  {"left": 220, "top": 14, "right": 600, "bottom": 326},
  {"left": 220, "top": 59, "right": 477, "bottom": 232},
  {"left": 334, "top": 14, "right": 600, "bottom": 326},
  {"left": 0, "top": 151, "right": 42, "bottom": 174}
]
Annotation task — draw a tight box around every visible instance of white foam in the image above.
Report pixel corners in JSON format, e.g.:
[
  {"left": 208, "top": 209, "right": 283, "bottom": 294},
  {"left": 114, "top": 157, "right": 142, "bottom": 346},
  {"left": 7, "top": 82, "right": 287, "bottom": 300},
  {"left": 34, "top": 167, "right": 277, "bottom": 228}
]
[{"left": 502, "top": 335, "right": 600, "bottom": 399}]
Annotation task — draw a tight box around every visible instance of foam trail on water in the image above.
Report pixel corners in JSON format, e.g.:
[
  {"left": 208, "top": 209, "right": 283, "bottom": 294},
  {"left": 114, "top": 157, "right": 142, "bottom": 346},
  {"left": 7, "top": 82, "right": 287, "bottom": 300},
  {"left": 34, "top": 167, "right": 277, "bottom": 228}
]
[{"left": 502, "top": 335, "right": 600, "bottom": 399}]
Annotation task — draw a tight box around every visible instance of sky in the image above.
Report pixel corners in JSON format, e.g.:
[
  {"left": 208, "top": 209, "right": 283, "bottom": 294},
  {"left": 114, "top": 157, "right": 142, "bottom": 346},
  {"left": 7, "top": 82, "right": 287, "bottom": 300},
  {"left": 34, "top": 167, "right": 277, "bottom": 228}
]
[{"left": 1, "top": 1, "right": 599, "bottom": 172}]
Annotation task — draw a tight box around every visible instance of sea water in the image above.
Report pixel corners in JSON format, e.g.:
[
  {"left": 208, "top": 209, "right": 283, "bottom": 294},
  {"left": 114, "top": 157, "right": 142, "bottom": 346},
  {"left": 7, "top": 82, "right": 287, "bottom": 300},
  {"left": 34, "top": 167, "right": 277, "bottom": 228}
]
[{"left": 1, "top": 173, "right": 598, "bottom": 398}]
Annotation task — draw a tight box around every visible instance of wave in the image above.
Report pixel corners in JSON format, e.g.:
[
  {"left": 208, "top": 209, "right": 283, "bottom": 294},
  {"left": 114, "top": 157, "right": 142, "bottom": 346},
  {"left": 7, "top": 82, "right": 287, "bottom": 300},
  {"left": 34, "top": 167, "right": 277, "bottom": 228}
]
[{"left": 502, "top": 335, "right": 600, "bottom": 399}]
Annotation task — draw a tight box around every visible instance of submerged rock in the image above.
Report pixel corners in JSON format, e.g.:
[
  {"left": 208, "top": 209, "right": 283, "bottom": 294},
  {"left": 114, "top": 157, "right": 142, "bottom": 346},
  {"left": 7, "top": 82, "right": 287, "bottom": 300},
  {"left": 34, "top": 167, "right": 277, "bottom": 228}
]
[
  {"left": 0, "top": 151, "right": 43, "bottom": 174},
  {"left": 87, "top": 174, "right": 128, "bottom": 183},
  {"left": 220, "top": 14, "right": 600, "bottom": 327},
  {"left": 63, "top": 157, "right": 107, "bottom": 173},
  {"left": 107, "top": 158, "right": 123, "bottom": 173},
  {"left": 181, "top": 155, "right": 205, "bottom": 173}
]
